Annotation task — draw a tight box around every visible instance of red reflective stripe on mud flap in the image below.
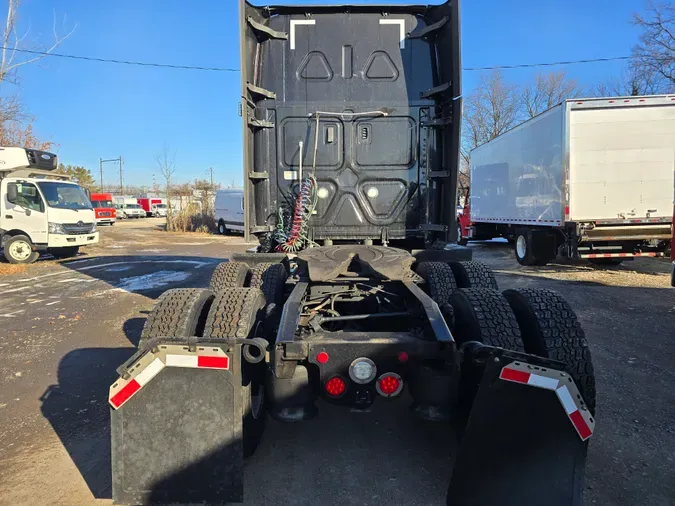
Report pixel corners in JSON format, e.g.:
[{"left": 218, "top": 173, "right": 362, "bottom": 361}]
[
  {"left": 569, "top": 410, "right": 593, "bottom": 441},
  {"left": 499, "top": 367, "right": 530, "bottom": 384},
  {"left": 502, "top": 364, "right": 594, "bottom": 441},
  {"left": 197, "top": 355, "right": 229, "bottom": 369},
  {"left": 110, "top": 379, "right": 140, "bottom": 408}
]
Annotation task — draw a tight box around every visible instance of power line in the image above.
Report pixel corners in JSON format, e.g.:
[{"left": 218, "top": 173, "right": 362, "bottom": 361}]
[
  {"left": 3, "top": 45, "right": 635, "bottom": 72},
  {"left": 4, "top": 46, "right": 239, "bottom": 72},
  {"left": 463, "top": 55, "right": 634, "bottom": 71}
]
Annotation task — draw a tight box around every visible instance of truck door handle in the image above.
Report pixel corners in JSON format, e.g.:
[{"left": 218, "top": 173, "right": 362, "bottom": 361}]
[{"left": 5, "top": 215, "right": 12, "bottom": 219}]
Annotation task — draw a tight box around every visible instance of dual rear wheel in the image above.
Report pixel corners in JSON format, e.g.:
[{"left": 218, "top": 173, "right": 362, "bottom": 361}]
[
  {"left": 417, "top": 261, "right": 595, "bottom": 412},
  {"left": 140, "top": 285, "right": 269, "bottom": 457}
]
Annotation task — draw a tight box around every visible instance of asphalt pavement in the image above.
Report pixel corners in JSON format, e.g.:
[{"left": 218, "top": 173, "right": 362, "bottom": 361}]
[{"left": 0, "top": 220, "right": 673, "bottom": 505}]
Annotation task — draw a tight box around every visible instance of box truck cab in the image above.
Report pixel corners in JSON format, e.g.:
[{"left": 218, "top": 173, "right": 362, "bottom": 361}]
[
  {"left": 137, "top": 197, "right": 167, "bottom": 217},
  {"left": 214, "top": 189, "right": 244, "bottom": 234},
  {"left": 90, "top": 192, "right": 117, "bottom": 225},
  {"left": 0, "top": 147, "right": 99, "bottom": 263},
  {"left": 114, "top": 196, "right": 145, "bottom": 219}
]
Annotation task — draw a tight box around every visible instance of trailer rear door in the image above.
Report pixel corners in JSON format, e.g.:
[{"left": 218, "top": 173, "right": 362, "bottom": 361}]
[{"left": 567, "top": 97, "right": 675, "bottom": 221}]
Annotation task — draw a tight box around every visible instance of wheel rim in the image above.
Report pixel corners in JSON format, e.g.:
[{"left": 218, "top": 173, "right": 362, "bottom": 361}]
[
  {"left": 9, "top": 240, "right": 32, "bottom": 261},
  {"left": 219, "top": 224, "right": 224, "bottom": 233},
  {"left": 516, "top": 235, "right": 527, "bottom": 259}
]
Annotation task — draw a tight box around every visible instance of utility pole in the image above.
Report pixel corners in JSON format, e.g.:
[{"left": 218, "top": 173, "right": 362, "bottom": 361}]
[
  {"left": 100, "top": 156, "right": 123, "bottom": 194},
  {"left": 208, "top": 167, "right": 214, "bottom": 188}
]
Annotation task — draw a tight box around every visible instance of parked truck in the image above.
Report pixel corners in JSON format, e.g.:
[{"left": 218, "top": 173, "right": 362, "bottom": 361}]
[
  {"left": 0, "top": 147, "right": 99, "bottom": 263},
  {"left": 109, "top": 3, "right": 596, "bottom": 505},
  {"left": 114, "top": 196, "right": 145, "bottom": 219},
  {"left": 90, "top": 192, "right": 117, "bottom": 225},
  {"left": 137, "top": 197, "right": 167, "bottom": 217},
  {"left": 459, "top": 95, "right": 675, "bottom": 265}
]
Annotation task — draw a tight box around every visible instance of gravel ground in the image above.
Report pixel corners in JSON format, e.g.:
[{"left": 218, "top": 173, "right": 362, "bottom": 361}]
[{"left": 0, "top": 224, "right": 673, "bottom": 506}]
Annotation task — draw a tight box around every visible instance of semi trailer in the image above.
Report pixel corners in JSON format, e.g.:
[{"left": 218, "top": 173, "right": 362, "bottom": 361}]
[
  {"left": 458, "top": 95, "right": 675, "bottom": 266},
  {"left": 109, "top": 2, "right": 597, "bottom": 505},
  {"left": 0, "top": 147, "right": 99, "bottom": 263}
]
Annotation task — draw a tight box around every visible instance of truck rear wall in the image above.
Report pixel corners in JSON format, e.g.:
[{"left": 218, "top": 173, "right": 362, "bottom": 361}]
[
  {"left": 469, "top": 105, "right": 564, "bottom": 227},
  {"left": 568, "top": 99, "right": 675, "bottom": 221},
  {"left": 240, "top": 1, "right": 461, "bottom": 243}
]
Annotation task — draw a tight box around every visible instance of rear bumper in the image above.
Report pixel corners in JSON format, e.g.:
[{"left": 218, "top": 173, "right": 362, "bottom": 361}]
[{"left": 47, "top": 232, "right": 99, "bottom": 248}]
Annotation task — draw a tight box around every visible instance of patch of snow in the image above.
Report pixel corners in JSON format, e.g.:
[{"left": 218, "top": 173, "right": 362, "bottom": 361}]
[
  {"left": 105, "top": 266, "right": 133, "bottom": 273},
  {"left": 114, "top": 270, "right": 191, "bottom": 293}
]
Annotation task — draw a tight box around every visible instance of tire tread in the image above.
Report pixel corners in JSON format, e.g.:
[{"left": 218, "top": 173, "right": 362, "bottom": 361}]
[
  {"left": 210, "top": 262, "right": 250, "bottom": 292},
  {"left": 417, "top": 261, "right": 457, "bottom": 305},
  {"left": 451, "top": 288, "right": 523, "bottom": 351},
  {"left": 503, "top": 288, "right": 596, "bottom": 412}
]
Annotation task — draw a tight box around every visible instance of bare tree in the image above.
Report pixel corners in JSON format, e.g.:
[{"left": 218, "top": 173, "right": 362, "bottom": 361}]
[
  {"left": 522, "top": 71, "right": 582, "bottom": 118},
  {"left": 596, "top": 57, "right": 669, "bottom": 97},
  {"left": 0, "top": 0, "right": 76, "bottom": 85},
  {"left": 461, "top": 70, "right": 521, "bottom": 191},
  {"left": 633, "top": 1, "right": 675, "bottom": 89},
  {"left": 155, "top": 143, "right": 176, "bottom": 214}
]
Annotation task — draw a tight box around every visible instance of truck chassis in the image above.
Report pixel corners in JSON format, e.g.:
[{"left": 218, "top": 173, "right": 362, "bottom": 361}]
[{"left": 109, "top": 248, "right": 596, "bottom": 506}]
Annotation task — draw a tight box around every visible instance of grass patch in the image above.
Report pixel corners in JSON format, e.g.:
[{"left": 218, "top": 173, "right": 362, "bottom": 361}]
[
  {"left": 0, "top": 262, "right": 31, "bottom": 275},
  {"left": 166, "top": 203, "right": 216, "bottom": 233}
]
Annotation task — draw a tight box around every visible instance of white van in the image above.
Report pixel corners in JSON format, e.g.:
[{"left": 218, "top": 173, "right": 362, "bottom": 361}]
[{"left": 214, "top": 189, "right": 244, "bottom": 234}]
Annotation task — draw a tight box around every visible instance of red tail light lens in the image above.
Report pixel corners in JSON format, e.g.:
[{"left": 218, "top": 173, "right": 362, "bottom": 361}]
[
  {"left": 376, "top": 373, "right": 403, "bottom": 397},
  {"left": 325, "top": 376, "right": 346, "bottom": 397}
]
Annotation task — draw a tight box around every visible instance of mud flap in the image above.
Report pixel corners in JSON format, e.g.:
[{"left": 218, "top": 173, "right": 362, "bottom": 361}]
[
  {"left": 110, "top": 342, "right": 243, "bottom": 505},
  {"left": 447, "top": 358, "right": 593, "bottom": 506}
]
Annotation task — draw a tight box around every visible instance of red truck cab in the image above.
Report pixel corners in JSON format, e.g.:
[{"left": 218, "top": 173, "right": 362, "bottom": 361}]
[{"left": 90, "top": 193, "right": 117, "bottom": 225}]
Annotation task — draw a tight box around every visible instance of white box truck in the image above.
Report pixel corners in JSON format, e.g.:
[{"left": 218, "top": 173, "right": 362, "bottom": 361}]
[
  {"left": 0, "top": 147, "right": 99, "bottom": 263},
  {"left": 459, "top": 95, "right": 675, "bottom": 265}
]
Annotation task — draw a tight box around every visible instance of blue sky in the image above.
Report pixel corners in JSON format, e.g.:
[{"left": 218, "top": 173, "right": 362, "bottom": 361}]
[{"left": 6, "top": 0, "right": 646, "bottom": 187}]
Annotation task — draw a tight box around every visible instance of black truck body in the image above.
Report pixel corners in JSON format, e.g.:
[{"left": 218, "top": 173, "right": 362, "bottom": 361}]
[{"left": 240, "top": 1, "right": 462, "bottom": 245}]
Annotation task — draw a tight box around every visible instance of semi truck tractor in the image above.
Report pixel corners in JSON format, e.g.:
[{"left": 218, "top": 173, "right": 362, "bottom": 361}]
[
  {"left": 458, "top": 95, "right": 675, "bottom": 266},
  {"left": 0, "top": 147, "right": 99, "bottom": 263},
  {"left": 109, "top": 2, "right": 596, "bottom": 505}
]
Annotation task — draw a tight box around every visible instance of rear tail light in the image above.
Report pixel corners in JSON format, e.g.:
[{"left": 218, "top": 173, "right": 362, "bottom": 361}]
[
  {"left": 325, "top": 376, "right": 346, "bottom": 397},
  {"left": 376, "top": 373, "right": 403, "bottom": 397}
]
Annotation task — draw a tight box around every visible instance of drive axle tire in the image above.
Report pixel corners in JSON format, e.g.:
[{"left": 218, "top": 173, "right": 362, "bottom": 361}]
[
  {"left": 210, "top": 261, "right": 250, "bottom": 292},
  {"left": 515, "top": 231, "right": 538, "bottom": 266},
  {"left": 203, "top": 288, "right": 267, "bottom": 457},
  {"left": 247, "top": 263, "right": 287, "bottom": 307},
  {"left": 450, "top": 288, "right": 523, "bottom": 351},
  {"left": 417, "top": 261, "right": 457, "bottom": 305},
  {"left": 139, "top": 288, "right": 214, "bottom": 348},
  {"left": 502, "top": 288, "right": 596, "bottom": 413},
  {"left": 4, "top": 235, "right": 38, "bottom": 264},
  {"left": 204, "top": 288, "right": 266, "bottom": 339},
  {"left": 449, "top": 261, "right": 498, "bottom": 290}
]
